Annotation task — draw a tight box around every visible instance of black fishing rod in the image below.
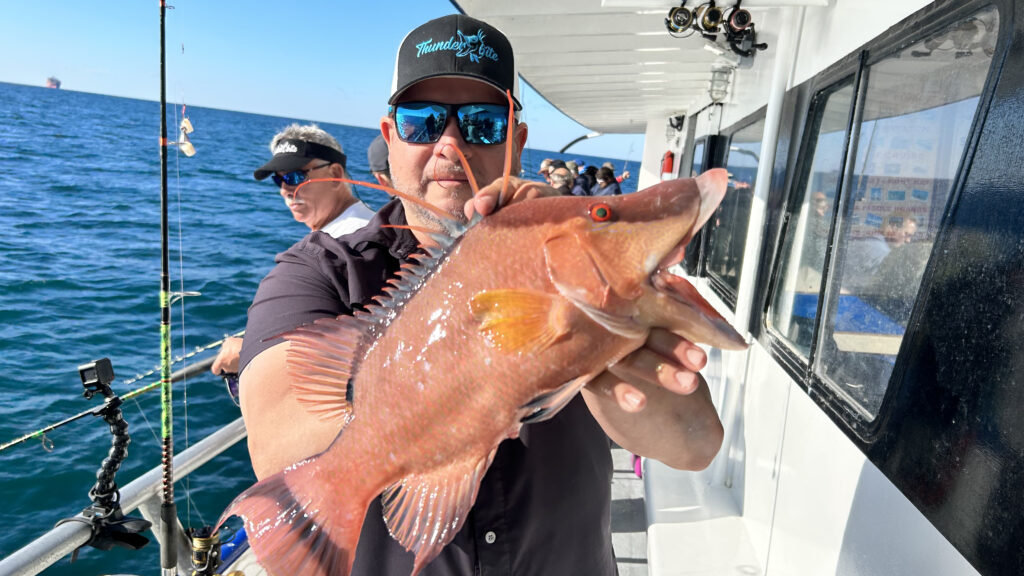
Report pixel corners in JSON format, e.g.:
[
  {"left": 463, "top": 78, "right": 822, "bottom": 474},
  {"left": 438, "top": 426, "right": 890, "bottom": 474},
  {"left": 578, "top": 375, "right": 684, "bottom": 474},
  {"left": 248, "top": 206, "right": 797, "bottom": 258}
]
[
  {"left": 0, "top": 356, "right": 216, "bottom": 453},
  {"left": 158, "top": 2, "right": 178, "bottom": 574}
]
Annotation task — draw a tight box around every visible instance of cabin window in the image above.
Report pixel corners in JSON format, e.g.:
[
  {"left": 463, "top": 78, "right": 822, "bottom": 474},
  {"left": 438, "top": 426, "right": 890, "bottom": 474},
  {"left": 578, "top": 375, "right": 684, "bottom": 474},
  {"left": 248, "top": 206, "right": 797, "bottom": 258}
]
[
  {"left": 683, "top": 140, "right": 708, "bottom": 275},
  {"left": 768, "top": 82, "right": 855, "bottom": 357},
  {"left": 770, "top": 5, "right": 999, "bottom": 418},
  {"left": 818, "top": 6, "right": 997, "bottom": 417},
  {"left": 705, "top": 118, "right": 765, "bottom": 305}
]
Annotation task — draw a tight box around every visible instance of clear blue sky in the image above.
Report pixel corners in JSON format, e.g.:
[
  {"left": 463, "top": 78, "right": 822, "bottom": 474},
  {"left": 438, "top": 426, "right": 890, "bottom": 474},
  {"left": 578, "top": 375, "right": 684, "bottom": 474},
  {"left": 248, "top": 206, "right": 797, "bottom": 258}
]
[{"left": 0, "top": 0, "right": 644, "bottom": 160}]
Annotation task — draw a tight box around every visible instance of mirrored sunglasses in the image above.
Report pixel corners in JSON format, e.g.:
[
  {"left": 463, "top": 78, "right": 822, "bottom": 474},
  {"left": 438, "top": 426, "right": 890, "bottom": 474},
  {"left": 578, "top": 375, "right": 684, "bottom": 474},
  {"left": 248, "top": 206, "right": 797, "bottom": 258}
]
[
  {"left": 271, "top": 162, "right": 333, "bottom": 187},
  {"left": 391, "top": 102, "right": 509, "bottom": 145}
]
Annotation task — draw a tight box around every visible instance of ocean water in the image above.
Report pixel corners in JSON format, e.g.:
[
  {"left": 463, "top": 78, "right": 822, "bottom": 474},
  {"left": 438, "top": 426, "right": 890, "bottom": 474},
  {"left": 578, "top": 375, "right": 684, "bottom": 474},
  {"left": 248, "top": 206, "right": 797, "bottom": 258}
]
[{"left": 0, "top": 81, "right": 637, "bottom": 574}]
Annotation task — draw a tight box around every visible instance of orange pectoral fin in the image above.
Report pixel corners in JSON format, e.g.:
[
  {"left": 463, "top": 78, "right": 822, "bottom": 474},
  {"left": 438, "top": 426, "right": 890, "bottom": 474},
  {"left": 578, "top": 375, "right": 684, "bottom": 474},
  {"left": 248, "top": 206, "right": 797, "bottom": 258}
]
[{"left": 469, "top": 289, "right": 572, "bottom": 354}]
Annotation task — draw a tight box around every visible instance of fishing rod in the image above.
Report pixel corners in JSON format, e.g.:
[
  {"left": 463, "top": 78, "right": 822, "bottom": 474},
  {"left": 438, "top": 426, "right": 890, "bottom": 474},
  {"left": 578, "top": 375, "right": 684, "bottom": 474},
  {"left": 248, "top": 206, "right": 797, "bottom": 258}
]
[
  {"left": 158, "top": 2, "right": 178, "bottom": 574},
  {"left": 0, "top": 353, "right": 224, "bottom": 454}
]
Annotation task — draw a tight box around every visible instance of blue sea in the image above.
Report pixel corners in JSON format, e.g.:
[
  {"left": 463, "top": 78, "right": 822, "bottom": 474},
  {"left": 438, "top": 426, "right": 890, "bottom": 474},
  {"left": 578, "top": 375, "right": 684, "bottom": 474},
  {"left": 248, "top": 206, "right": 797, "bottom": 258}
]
[{"left": 0, "top": 81, "right": 637, "bottom": 574}]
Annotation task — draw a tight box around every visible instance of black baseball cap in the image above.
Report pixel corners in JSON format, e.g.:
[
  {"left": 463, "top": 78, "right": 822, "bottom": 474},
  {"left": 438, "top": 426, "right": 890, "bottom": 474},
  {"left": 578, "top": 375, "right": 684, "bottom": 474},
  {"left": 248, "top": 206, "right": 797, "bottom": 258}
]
[
  {"left": 389, "top": 14, "right": 521, "bottom": 110},
  {"left": 253, "top": 139, "right": 348, "bottom": 181},
  {"left": 367, "top": 134, "right": 389, "bottom": 172}
]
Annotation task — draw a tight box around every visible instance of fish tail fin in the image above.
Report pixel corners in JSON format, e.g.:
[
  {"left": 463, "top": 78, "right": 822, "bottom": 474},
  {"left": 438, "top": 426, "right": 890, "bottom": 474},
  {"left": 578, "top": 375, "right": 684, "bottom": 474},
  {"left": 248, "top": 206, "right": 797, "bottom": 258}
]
[{"left": 217, "top": 457, "right": 368, "bottom": 576}]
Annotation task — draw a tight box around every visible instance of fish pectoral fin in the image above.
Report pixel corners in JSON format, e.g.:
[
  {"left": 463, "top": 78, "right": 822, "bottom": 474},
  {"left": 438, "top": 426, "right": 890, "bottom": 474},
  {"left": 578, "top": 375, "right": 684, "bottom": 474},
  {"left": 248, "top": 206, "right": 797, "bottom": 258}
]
[
  {"left": 519, "top": 374, "right": 593, "bottom": 424},
  {"left": 469, "top": 289, "right": 572, "bottom": 354},
  {"left": 284, "top": 314, "right": 371, "bottom": 426},
  {"left": 382, "top": 448, "right": 498, "bottom": 574}
]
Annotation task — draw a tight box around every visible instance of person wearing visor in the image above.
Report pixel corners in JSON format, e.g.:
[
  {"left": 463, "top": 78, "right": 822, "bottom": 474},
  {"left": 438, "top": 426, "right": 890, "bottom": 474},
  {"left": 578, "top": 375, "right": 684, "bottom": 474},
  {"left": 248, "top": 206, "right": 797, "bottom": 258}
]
[
  {"left": 254, "top": 123, "right": 375, "bottom": 237},
  {"left": 209, "top": 124, "right": 373, "bottom": 378},
  {"left": 237, "top": 14, "right": 722, "bottom": 576}
]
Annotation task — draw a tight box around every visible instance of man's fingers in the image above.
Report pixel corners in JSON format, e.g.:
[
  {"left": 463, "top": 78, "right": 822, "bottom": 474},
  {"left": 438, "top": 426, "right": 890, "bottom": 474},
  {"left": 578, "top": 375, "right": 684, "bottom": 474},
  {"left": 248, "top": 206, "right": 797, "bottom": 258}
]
[
  {"left": 645, "top": 328, "right": 707, "bottom": 372},
  {"left": 586, "top": 372, "right": 649, "bottom": 413},
  {"left": 465, "top": 177, "right": 560, "bottom": 219},
  {"left": 607, "top": 346, "right": 701, "bottom": 395}
]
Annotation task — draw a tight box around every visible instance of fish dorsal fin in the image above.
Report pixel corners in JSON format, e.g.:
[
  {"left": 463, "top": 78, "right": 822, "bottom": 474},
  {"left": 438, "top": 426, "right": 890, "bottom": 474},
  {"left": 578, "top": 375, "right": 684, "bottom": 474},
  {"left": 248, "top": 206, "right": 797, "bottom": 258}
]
[
  {"left": 284, "top": 315, "right": 372, "bottom": 425},
  {"left": 381, "top": 449, "right": 498, "bottom": 574},
  {"left": 469, "top": 289, "right": 573, "bottom": 354}
]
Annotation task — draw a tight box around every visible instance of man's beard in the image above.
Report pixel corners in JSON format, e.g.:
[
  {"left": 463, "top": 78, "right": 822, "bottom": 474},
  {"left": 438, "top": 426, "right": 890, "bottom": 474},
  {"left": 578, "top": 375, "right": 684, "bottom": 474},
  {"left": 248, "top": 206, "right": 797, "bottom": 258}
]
[{"left": 393, "top": 173, "right": 471, "bottom": 229}]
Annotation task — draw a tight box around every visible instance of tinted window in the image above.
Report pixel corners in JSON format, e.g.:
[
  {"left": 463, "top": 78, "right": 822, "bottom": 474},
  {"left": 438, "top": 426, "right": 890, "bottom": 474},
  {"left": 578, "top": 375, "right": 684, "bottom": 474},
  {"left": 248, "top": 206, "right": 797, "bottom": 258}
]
[
  {"left": 770, "top": 6, "right": 998, "bottom": 418},
  {"left": 705, "top": 118, "right": 765, "bottom": 304},
  {"left": 683, "top": 140, "right": 708, "bottom": 274},
  {"left": 768, "top": 82, "right": 855, "bottom": 356}
]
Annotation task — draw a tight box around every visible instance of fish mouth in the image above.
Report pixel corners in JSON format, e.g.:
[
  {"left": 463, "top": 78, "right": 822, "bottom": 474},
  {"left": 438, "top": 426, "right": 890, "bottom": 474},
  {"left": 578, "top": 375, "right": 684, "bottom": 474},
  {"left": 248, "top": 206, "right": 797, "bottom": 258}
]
[{"left": 655, "top": 237, "right": 690, "bottom": 273}]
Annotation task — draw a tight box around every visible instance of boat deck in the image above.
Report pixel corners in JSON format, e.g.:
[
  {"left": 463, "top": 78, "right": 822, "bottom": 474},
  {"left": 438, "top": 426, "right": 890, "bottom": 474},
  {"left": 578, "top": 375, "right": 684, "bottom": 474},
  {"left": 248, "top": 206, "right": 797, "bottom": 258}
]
[{"left": 611, "top": 446, "right": 649, "bottom": 576}]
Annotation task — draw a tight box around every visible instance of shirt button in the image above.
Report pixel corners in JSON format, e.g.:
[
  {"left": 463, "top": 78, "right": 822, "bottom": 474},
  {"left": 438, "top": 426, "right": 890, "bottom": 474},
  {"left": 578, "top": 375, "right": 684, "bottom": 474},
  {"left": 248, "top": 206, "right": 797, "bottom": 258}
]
[{"left": 484, "top": 531, "right": 497, "bottom": 544}]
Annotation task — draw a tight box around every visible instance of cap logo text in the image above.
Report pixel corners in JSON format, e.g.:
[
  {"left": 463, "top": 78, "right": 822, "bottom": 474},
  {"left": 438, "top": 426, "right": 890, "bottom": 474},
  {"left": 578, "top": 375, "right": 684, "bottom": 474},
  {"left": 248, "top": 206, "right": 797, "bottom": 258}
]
[
  {"left": 273, "top": 142, "right": 298, "bottom": 155},
  {"left": 415, "top": 29, "right": 498, "bottom": 63}
]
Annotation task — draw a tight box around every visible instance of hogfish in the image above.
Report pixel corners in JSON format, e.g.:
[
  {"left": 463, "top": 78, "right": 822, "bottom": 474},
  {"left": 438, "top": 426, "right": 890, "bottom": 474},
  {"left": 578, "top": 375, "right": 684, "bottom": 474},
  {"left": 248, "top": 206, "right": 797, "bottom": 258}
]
[{"left": 219, "top": 169, "right": 746, "bottom": 576}]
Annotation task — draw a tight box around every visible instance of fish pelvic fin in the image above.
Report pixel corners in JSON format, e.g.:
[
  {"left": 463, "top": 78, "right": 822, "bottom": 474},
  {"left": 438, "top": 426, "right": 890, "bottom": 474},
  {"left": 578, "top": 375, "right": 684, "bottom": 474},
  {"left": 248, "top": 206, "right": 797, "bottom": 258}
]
[
  {"left": 218, "top": 457, "right": 368, "bottom": 576},
  {"left": 469, "top": 289, "right": 573, "bottom": 354},
  {"left": 382, "top": 449, "right": 498, "bottom": 575},
  {"left": 285, "top": 315, "right": 372, "bottom": 425},
  {"left": 518, "top": 374, "right": 594, "bottom": 424}
]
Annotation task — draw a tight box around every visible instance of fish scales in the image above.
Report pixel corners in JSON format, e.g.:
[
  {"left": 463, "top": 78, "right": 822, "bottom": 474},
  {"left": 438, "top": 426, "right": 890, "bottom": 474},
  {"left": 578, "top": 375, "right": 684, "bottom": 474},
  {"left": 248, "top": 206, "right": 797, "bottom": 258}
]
[{"left": 219, "top": 170, "right": 746, "bottom": 576}]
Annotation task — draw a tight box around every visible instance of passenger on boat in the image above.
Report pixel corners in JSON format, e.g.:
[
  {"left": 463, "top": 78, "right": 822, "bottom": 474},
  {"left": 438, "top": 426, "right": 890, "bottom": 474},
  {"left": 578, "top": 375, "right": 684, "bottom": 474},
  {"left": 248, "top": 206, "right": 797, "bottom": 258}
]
[
  {"left": 603, "top": 160, "right": 631, "bottom": 184},
  {"left": 573, "top": 164, "right": 598, "bottom": 195},
  {"left": 591, "top": 166, "right": 623, "bottom": 196},
  {"left": 236, "top": 13, "right": 722, "bottom": 575},
  {"left": 549, "top": 166, "right": 574, "bottom": 195},
  {"left": 209, "top": 125, "right": 374, "bottom": 377},
  {"left": 537, "top": 157, "right": 555, "bottom": 184},
  {"left": 367, "top": 133, "right": 393, "bottom": 188}
]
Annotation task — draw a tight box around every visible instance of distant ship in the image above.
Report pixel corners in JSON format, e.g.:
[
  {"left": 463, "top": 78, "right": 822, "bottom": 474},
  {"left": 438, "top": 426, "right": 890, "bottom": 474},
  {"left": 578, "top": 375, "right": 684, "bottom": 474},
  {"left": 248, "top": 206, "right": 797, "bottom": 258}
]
[{"left": 45, "top": 77, "right": 61, "bottom": 89}]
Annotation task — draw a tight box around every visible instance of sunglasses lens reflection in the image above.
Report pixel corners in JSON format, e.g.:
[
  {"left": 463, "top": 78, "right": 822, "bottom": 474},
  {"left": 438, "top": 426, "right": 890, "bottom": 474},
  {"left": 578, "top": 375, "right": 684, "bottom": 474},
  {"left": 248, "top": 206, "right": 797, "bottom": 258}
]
[{"left": 394, "top": 102, "right": 508, "bottom": 145}]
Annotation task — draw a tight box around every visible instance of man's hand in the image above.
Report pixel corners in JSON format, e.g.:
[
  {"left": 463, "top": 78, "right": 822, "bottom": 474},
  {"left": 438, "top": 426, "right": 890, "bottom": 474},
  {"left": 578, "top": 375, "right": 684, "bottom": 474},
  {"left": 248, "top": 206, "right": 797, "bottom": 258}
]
[
  {"left": 582, "top": 329, "right": 724, "bottom": 471},
  {"left": 210, "top": 337, "right": 243, "bottom": 375},
  {"left": 464, "top": 175, "right": 561, "bottom": 219}
]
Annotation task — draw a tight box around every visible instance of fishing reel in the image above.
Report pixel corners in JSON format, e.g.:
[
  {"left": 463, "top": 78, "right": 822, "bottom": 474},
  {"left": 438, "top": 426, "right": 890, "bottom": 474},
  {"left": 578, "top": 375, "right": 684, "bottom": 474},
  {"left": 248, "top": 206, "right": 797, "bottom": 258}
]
[
  {"left": 188, "top": 526, "right": 245, "bottom": 576},
  {"left": 666, "top": 1, "right": 725, "bottom": 38},
  {"left": 721, "top": 1, "right": 767, "bottom": 57},
  {"left": 666, "top": 1, "right": 767, "bottom": 58},
  {"left": 666, "top": 2, "right": 695, "bottom": 36}
]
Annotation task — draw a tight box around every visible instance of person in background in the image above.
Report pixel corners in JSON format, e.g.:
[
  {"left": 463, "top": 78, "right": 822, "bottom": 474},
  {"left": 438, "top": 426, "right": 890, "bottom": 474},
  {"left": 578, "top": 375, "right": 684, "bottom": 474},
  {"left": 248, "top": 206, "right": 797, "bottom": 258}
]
[
  {"left": 209, "top": 124, "right": 375, "bottom": 377},
  {"left": 537, "top": 158, "right": 554, "bottom": 184},
  {"left": 603, "top": 161, "right": 631, "bottom": 184},
  {"left": 565, "top": 160, "right": 580, "bottom": 179},
  {"left": 592, "top": 165, "right": 622, "bottom": 196},
  {"left": 367, "top": 133, "right": 393, "bottom": 188},
  {"left": 237, "top": 14, "right": 721, "bottom": 575},
  {"left": 574, "top": 164, "right": 598, "bottom": 195},
  {"left": 549, "top": 166, "right": 574, "bottom": 195}
]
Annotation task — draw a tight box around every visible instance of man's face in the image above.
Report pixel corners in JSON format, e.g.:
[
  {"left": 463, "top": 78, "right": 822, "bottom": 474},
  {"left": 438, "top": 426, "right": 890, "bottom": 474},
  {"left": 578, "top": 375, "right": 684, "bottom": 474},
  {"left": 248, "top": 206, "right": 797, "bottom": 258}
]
[
  {"left": 381, "top": 77, "right": 528, "bottom": 226},
  {"left": 277, "top": 160, "right": 348, "bottom": 231}
]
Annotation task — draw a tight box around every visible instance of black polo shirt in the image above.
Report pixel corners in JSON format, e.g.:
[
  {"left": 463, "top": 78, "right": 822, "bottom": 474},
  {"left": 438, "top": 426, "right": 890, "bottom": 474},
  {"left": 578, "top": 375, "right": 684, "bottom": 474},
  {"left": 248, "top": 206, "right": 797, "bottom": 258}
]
[{"left": 239, "top": 198, "right": 617, "bottom": 575}]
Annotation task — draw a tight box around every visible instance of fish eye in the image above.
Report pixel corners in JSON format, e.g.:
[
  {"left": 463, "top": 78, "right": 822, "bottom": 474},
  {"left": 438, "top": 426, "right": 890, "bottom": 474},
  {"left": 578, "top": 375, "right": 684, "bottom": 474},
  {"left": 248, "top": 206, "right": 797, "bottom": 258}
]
[{"left": 589, "top": 203, "right": 613, "bottom": 222}]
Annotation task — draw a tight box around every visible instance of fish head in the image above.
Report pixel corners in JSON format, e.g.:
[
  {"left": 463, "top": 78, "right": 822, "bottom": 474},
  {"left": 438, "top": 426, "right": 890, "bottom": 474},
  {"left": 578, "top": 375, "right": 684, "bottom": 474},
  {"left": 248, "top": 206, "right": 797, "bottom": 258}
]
[{"left": 542, "top": 169, "right": 745, "bottom": 348}]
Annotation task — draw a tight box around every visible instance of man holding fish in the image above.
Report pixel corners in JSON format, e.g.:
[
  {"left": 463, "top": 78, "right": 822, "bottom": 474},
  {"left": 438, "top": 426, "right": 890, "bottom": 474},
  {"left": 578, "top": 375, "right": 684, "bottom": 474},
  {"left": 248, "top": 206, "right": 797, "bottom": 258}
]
[{"left": 229, "top": 13, "right": 743, "bottom": 576}]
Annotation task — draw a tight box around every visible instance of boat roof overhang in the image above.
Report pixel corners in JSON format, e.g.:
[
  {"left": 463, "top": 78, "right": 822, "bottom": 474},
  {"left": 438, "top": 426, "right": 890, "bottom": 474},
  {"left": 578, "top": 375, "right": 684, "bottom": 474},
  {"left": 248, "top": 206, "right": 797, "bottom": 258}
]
[{"left": 451, "top": 0, "right": 826, "bottom": 134}]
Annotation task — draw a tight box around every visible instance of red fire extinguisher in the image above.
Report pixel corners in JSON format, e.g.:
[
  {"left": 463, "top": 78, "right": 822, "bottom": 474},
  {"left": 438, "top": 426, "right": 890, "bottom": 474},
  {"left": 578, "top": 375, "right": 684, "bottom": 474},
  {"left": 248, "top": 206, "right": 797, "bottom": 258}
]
[{"left": 660, "top": 150, "right": 675, "bottom": 180}]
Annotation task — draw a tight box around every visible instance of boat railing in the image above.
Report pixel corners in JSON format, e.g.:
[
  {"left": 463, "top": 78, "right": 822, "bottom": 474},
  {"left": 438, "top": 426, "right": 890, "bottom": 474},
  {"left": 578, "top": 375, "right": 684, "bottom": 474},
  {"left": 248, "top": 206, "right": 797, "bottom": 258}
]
[{"left": 0, "top": 357, "right": 247, "bottom": 576}]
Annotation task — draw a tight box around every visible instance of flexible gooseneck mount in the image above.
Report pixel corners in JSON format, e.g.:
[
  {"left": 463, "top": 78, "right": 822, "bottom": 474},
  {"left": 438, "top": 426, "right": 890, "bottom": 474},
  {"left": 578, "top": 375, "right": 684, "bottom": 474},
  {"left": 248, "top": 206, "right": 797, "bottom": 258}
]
[{"left": 56, "top": 358, "right": 152, "bottom": 561}]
